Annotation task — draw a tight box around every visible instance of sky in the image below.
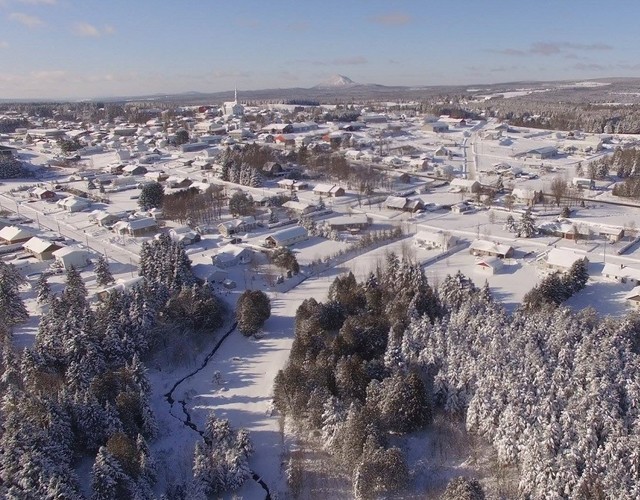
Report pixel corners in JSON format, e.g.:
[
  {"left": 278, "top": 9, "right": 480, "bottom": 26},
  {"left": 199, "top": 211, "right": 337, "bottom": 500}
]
[{"left": 0, "top": 0, "right": 639, "bottom": 99}]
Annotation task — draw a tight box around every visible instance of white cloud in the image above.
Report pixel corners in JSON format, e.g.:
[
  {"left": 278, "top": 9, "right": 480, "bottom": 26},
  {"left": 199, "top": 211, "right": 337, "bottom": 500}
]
[
  {"left": 30, "top": 69, "right": 67, "bottom": 80},
  {"left": 72, "top": 22, "right": 116, "bottom": 37},
  {"left": 8, "top": 12, "right": 44, "bottom": 28}
]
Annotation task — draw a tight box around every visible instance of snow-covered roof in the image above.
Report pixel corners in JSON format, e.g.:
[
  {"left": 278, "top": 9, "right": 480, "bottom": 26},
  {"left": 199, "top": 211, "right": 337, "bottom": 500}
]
[
  {"left": 282, "top": 200, "right": 314, "bottom": 212},
  {"left": 23, "top": 237, "right": 60, "bottom": 254},
  {"left": 476, "top": 256, "right": 503, "bottom": 268},
  {"left": 602, "top": 263, "right": 640, "bottom": 282},
  {"left": 384, "top": 196, "right": 409, "bottom": 209},
  {"left": 127, "top": 217, "right": 158, "bottom": 231},
  {"left": 52, "top": 246, "right": 89, "bottom": 258},
  {"left": 625, "top": 286, "right": 640, "bottom": 301},
  {"left": 268, "top": 225, "right": 308, "bottom": 243},
  {"left": 0, "top": 225, "right": 33, "bottom": 242},
  {"left": 470, "top": 239, "right": 513, "bottom": 256},
  {"left": 546, "top": 248, "right": 587, "bottom": 269}
]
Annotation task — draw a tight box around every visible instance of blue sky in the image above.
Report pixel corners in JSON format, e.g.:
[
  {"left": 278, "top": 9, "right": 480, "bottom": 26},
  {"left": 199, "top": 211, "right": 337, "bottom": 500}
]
[{"left": 0, "top": 0, "right": 638, "bottom": 99}]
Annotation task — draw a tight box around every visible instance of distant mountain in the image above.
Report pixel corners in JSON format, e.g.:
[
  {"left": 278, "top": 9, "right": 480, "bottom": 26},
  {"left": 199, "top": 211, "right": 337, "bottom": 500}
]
[{"left": 314, "top": 74, "right": 358, "bottom": 88}]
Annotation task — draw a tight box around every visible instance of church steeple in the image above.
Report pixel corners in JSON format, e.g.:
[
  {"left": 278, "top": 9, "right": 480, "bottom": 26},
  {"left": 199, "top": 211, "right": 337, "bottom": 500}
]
[{"left": 234, "top": 86, "right": 238, "bottom": 104}]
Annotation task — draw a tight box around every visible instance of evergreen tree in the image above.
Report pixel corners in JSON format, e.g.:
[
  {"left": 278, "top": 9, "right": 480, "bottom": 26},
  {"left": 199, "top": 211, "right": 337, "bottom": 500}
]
[
  {"left": 138, "top": 182, "right": 164, "bottom": 210},
  {"left": 228, "top": 191, "right": 254, "bottom": 216},
  {"left": 505, "top": 214, "right": 517, "bottom": 233},
  {"left": 441, "top": 477, "right": 485, "bottom": 500},
  {"left": 517, "top": 209, "right": 536, "bottom": 238},
  {"left": 0, "top": 261, "right": 28, "bottom": 326},
  {"left": 95, "top": 255, "right": 115, "bottom": 287},
  {"left": 236, "top": 290, "right": 271, "bottom": 336},
  {"left": 35, "top": 274, "right": 51, "bottom": 305}
]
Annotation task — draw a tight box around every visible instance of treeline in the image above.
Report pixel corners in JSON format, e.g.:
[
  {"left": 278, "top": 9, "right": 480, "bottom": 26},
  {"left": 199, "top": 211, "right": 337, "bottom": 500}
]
[
  {"left": 275, "top": 259, "right": 640, "bottom": 498},
  {"left": 162, "top": 185, "right": 226, "bottom": 224},
  {"left": 523, "top": 258, "right": 589, "bottom": 309},
  {"left": 274, "top": 254, "right": 445, "bottom": 499}
]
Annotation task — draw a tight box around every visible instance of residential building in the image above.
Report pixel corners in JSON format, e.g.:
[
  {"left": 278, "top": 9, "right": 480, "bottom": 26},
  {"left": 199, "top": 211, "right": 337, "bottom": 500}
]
[
  {"left": 23, "top": 237, "right": 62, "bottom": 261},
  {"left": 469, "top": 239, "right": 514, "bottom": 259},
  {"left": 264, "top": 226, "right": 309, "bottom": 248}
]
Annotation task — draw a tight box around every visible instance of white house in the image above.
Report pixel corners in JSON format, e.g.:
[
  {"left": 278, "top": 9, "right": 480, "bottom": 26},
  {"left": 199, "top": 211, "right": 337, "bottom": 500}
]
[
  {"left": 264, "top": 226, "right": 309, "bottom": 248},
  {"left": 113, "top": 217, "right": 158, "bottom": 237},
  {"left": 414, "top": 230, "right": 457, "bottom": 250},
  {"left": 450, "top": 178, "right": 481, "bottom": 193},
  {"left": 52, "top": 246, "right": 92, "bottom": 270},
  {"left": 57, "top": 196, "right": 91, "bottom": 213},
  {"left": 211, "top": 245, "right": 252, "bottom": 268},
  {"left": 282, "top": 200, "right": 316, "bottom": 216},
  {"left": 602, "top": 263, "right": 640, "bottom": 285},
  {"left": 545, "top": 248, "right": 588, "bottom": 271},
  {"left": 475, "top": 256, "right": 503, "bottom": 275}
]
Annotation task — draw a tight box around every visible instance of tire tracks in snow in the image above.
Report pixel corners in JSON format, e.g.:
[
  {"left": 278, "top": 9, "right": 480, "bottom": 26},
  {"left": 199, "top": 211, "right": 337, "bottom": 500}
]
[{"left": 163, "top": 321, "right": 271, "bottom": 499}]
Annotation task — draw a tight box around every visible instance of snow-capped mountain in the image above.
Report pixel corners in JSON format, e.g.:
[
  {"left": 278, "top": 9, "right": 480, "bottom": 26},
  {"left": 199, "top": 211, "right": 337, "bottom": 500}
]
[{"left": 314, "top": 74, "right": 358, "bottom": 88}]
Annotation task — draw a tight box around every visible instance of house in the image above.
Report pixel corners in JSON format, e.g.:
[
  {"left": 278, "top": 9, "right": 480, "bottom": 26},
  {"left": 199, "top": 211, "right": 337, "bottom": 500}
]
[
  {"left": 313, "top": 184, "right": 346, "bottom": 197},
  {"left": 0, "top": 144, "right": 18, "bottom": 159},
  {"left": 526, "top": 146, "right": 557, "bottom": 160},
  {"left": 217, "top": 216, "right": 258, "bottom": 238},
  {"left": 512, "top": 188, "right": 538, "bottom": 205},
  {"left": 262, "top": 162, "right": 284, "bottom": 177},
  {"left": 450, "top": 178, "right": 481, "bottom": 193},
  {"left": 114, "top": 149, "right": 130, "bottom": 162},
  {"left": 208, "top": 266, "right": 229, "bottom": 283},
  {"left": 384, "top": 196, "right": 424, "bottom": 212},
  {"left": 625, "top": 286, "right": 640, "bottom": 309},
  {"left": 423, "top": 122, "right": 449, "bottom": 133},
  {"left": 451, "top": 202, "right": 474, "bottom": 214},
  {"left": 545, "top": 248, "right": 588, "bottom": 271},
  {"left": 264, "top": 226, "right": 309, "bottom": 248},
  {"left": 57, "top": 196, "right": 91, "bottom": 213},
  {"left": 277, "top": 179, "right": 308, "bottom": 191},
  {"left": 601, "top": 263, "right": 640, "bottom": 285},
  {"left": 29, "top": 187, "right": 56, "bottom": 200},
  {"left": 96, "top": 277, "right": 145, "bottom": 300},
  {"left": 0, "top": 225, "right": 34, "bottom": 245},
  {"left": 166, "top": 176, "right": 192, "bottom": 189},
  {"left": 572, "top": 177, "right": 596, "bottom": 190},
  {"left": 52, "top": 246, "right": 92, "bottom": 270},
  {"left": 169, "top": 226, "right": 200, "bottom": 245},
  {"left": 325, "top": 214, "right": 370, "bottom": 232},
  {"left": 434, "top": 146, "right": 449, "bottom": 157},
  {"left": 144, "top": 171, "right": 169, "bottom": 182},
  {"left": 475, "top": 256, "right": 504, "bottom": 275},
  {"left": 23, "top": 237, "right": 62, "bottom": 261},
  {"left": 282, "top": 201, "right": 316, "bottom": 216},
  {"left": 113, "top": 217, "right": 158, "bottom": 237},
  {"left": 469, "top": 239, "right": 514, "bottom": 259},
  {"left": 211, "top": 245, "right": 253, "bottom": 268},
  {"left": 94, "top": 212, "right": 125, "bottom": 227},
  {"left": 414, "top": 230, "right": 457, "bottom": 250},
  {"left": 122, "top": 164, "right": 148, "bottom": 176},
  {"left": 538, "top": 220, "right": 623, "bottom": 243}
]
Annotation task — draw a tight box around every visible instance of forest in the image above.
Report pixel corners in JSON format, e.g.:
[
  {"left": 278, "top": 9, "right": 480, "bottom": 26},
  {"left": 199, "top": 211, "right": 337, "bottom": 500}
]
[
  {"left": 0, "top": 235, "right": 255, "bottom": 499},
  {"left": 274, "top": 254, "right": 640, "bottom": 499}
]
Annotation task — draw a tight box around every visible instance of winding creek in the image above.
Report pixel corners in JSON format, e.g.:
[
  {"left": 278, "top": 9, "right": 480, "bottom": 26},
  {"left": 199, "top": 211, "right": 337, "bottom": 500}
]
[{"left": 163, "top": 321, "right": 272, "bottom": 499}]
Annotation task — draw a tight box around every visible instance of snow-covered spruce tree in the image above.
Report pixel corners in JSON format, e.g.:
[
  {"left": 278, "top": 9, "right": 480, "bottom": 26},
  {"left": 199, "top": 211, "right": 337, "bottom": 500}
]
[
  {"left": 441, "top": 477, "right": 485, "bottom": 500},
  {"left": 236, "top": 289, "right": 271, "bottom": 336},
  {"left": 95, "top": 255, "right": 115, "bottom": 287},
  {"left": 191, "top": 413, "right": 253, "bottom": 497},
  {"left": 505, "top": 214, "right": 517, "bottom": 233},
  {"left": 0, "top": 261, "right": 28, "bottom": 326},
  {"left": 138, "top": 181, "right": 164, "bottom": 210},
  {"left": 35, "top": 273, "right": 51, "bottom": 305},
  {"left": 516, "top": 208, "right": 536, "bottom": 238}
]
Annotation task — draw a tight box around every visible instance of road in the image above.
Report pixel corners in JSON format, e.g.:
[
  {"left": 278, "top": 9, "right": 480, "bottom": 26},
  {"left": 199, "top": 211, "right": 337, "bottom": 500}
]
[{"left": 0, "top": 193, "right": 140, "bottom": 265}]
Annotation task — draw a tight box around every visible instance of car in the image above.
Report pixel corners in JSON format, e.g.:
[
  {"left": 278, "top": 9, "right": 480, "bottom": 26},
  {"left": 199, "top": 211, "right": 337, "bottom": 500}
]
[{"left": 229, "top": 237, "right": 242, "bottom": 244}]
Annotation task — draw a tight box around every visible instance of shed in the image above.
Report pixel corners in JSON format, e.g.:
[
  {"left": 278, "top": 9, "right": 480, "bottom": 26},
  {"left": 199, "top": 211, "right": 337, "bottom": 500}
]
[
  {"left": 264, "top": 226, "right": 309, "bottom": 248},
  {"left": 29, "top": 187, "right": 56, "bottom": 200},
  {"left": 52, "top": 246, "right": 92, "bottom": 270},
  {"left": 23, "top": 237, "right": 62, "bottom": 261}
]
